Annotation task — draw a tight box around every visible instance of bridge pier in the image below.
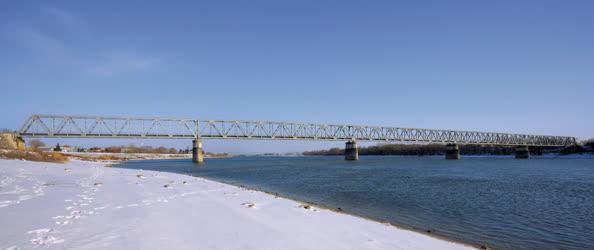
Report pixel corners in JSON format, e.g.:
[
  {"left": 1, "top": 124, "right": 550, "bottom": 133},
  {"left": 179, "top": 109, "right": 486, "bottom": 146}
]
[
  {"left": 192, "top": 139, "right": 204, "bottom": 164},
  {"left": 445, "top": 143, "right": 460, "bottom": 160},
  {"left": 515, "top": 146, "right": 530, "bottom": 159},
  {"left": 345, "top": 140, "right": 358, "bottom": 161}
]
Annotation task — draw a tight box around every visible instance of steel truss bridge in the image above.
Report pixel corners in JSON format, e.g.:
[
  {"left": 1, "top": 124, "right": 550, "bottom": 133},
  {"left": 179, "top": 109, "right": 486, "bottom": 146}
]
[{"left": 18, "top": 114, "right": 575, "bottom": 147}]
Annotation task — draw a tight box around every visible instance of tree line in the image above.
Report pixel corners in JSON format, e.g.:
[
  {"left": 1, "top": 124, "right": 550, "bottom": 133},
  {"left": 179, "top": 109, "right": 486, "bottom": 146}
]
[
  {"left": 102, "top": 145, "right": 181, "bottom": 154},
  {"left": 24, "top": 140, "right": 184, "bottom": 154},
  {"left": 304, "top": 143, "right": 516, "bottom": 156},
  {"left": 302, "top": 142, "right": 594, "bottom": 156}
]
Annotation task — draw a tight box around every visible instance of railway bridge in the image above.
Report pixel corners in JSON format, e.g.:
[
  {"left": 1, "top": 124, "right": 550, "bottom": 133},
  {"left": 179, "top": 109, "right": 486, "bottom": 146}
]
[{"left": 18, "top": 114, "right": 576, "bottom": 163}]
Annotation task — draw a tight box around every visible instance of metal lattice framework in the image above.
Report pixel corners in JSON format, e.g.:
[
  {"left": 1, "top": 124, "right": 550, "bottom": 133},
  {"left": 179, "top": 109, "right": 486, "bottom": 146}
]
[{"left": 18, "top": 114, "right": 575, "bottom": 146}]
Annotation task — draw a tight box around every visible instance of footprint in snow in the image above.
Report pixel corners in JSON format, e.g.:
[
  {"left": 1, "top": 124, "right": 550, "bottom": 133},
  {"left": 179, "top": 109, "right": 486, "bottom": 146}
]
[
  {"left": 241, "top": 202, "right": 256, "bottom": 208},
  {"left": 0, "top": 200, "right": 13, "bottom": 208},
  {"left": 55, "top": 220, "right": 70, "bottom": 225},
  {"left": 28, "top": 228, "right": 64, "bottom": 246}
]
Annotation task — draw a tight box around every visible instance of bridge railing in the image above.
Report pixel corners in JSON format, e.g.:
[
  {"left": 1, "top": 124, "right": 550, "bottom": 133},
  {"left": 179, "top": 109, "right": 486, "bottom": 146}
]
[{"left": 18, "top": 114, "right": 576, "bottom": 146}]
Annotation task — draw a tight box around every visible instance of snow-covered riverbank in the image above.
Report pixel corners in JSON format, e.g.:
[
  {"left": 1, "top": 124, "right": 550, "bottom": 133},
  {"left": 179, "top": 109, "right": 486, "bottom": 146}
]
[{"left": 0, "top": 159, "right": 471, "bottom": 249}]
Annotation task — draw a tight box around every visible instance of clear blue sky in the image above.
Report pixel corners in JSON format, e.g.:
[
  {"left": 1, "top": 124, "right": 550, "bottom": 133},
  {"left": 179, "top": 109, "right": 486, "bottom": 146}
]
[{"left": 1, "top": 0, "right": 593, "bottom": 153}]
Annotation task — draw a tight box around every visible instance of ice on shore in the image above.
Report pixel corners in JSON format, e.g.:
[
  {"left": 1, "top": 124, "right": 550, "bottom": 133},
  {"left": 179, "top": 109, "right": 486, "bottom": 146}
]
[{"left": 0, "top": 159, "right": 470, "bottom": 249}]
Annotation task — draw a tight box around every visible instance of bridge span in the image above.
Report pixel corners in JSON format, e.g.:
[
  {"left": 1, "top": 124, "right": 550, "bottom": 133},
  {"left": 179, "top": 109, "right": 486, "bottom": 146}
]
[{"left": 18, "top": 114, "right": 576, "bottom": 163}]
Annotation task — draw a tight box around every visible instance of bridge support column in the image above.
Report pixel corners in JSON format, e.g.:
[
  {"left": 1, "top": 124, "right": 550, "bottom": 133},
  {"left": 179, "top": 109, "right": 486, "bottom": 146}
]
[
  {"left": 345, "top": 140, "right": 358, "bottom": 161},
  {"left": 192, "top": 139, "right": 204, "bottom": 164},
  {"left": 515, "top": 146, "right": 530, "bottom": 159},
  {"left": 445, "top": 143, "right": 460, "bottom": 160}
]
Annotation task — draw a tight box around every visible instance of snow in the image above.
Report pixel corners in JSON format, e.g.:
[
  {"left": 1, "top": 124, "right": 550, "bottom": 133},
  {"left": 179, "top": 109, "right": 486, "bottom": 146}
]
[{"left": 0, "top": 159, "right": 471, "bottom": 250}]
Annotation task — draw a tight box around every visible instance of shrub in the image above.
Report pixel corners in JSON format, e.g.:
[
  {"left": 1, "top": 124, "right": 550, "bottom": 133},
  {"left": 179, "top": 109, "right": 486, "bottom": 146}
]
[
  {"left": 28, "top": 139, "right": 46, "bottom": 152},
  {"left": 581, "top": 138, "right": 594, "bottom": 152},
  {"left": 0, "top": 150, "right": 69, "bottom": 163}
]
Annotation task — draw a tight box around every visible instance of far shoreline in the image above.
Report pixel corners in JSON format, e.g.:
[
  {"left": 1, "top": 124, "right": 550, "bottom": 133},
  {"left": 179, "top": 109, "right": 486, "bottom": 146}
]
[{"left": 61, "top": 151, "right": 233, "bottom": 161}]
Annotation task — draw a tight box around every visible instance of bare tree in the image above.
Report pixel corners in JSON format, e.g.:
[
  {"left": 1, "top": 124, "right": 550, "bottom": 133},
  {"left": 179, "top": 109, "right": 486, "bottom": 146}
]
[
  {"left": 28, "top": 139, "right": 46, "bottom": 151},
  {"left": 168, "top": 148, "right": 178, "bottom": 154},
  {"left": 155, "top": 146, "right": 168, "bottom": 154}
]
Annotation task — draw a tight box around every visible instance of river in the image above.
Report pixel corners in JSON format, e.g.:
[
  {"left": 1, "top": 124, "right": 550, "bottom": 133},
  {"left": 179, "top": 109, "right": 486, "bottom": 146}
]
[{"left": 116, "top": 155, "right": 594, "bottom": 249}]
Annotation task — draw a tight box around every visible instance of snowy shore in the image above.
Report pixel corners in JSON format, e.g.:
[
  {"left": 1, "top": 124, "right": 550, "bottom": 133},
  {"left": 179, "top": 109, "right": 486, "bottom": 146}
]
[{"left": 0, "top": 159, "right": 471, "bottom": 249}]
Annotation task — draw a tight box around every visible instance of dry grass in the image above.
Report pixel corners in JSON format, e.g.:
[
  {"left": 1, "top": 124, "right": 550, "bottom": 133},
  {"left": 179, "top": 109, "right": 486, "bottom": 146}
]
[
  {"left": 68, "top": 154, "right": 129, "bottom": 162},
  {"left": 94, "top": 154, "right": 128, "bottom": 161},
  {"left": 0, "top": 150, "right": 69, "bottom": 163}
]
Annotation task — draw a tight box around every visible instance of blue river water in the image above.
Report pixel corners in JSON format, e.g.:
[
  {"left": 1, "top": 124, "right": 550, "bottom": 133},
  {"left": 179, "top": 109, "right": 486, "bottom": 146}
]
[{"left": 115, "top": 156, "right": 594, "bottom": 249}]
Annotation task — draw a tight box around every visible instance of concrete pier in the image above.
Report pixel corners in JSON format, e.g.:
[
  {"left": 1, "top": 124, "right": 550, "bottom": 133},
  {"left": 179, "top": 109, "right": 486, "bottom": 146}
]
[
  {"left": 192, "top": 139, "right": 204, "bottom": 164},
  {"left": 515, "top": 146, "right": 530, "bottom": 159},
  {"left": 445, "top": 143, "right": 460, "bottom": 160},
  {"left": 345, "top": 140, "right": 358, "bottom": 161}
]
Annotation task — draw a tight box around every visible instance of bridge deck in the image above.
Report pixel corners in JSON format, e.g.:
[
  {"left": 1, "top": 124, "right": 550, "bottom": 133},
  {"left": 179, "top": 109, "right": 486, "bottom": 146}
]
[{"left": 18, "top": 115, "right": 575, "bottom": 146}]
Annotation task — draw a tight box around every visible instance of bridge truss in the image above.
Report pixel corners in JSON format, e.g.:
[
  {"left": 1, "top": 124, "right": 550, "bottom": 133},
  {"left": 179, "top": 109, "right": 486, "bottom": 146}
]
[{"left": 18, "top": 114, "right": 575, "bottom": 146}]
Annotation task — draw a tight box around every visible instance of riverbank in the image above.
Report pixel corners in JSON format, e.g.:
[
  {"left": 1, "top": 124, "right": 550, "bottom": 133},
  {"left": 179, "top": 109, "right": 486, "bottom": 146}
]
[
  {"left": 115, "top": 156, "right": 594, "bottom": 249},
  {"left": 63, "top": 152, "right": 193, "bottom": 161},
  {"left": 0, "top": 159, "right": 470, "bottom": 249}
]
